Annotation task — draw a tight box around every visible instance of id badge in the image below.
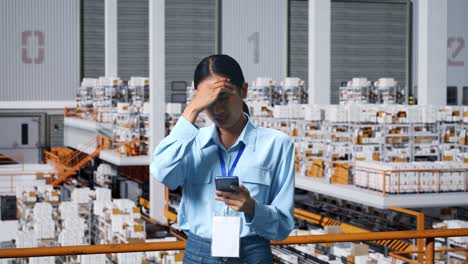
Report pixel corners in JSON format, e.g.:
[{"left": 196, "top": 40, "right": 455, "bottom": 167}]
[{"left": 211, "top": 215, "right": 240, "bottom": 257}]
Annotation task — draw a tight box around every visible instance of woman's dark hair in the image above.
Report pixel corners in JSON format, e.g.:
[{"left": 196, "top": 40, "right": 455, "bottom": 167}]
[
  {"left": 194, "top": 54, "right": 250, "bottom": 115},
  {"left": 194, "top": 54, "right": 245, "bottom": 89}
]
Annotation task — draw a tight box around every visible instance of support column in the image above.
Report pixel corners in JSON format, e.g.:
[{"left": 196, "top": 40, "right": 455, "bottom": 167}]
[
  {"left": 417, "top": 0, "right": 447, "bottom": 105},
  {"left": 104, "top": 0, "right": 118, "bottom": 77},
  {"left": 308, "top": 0, "right": 331, "bottom": 105},
  {"left": 149, "top": 0, "right": 166, "bottom": 223}
]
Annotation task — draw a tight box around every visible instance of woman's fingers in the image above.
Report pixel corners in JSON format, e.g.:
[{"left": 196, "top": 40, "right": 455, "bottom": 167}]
[
  {"left": 202, "top": 78, "right": 237, "bottom": 92},
  {"left": 214, "top": 184, "right": 252, "bottom": 212},
  {"left": 216, "top": 186, "right": 246, "bottom": 200},
  {"left": 201, "top": 78, "right": 228, "bottom": 88},
  {"left": 190, "top": 76, "right": 240, "bottom": 112},
  {"left": 214, "top": 195, "right": 242, "bottom": 207},
  {"left": 196, "top": 82, "right": 235, "bottom": 105},
  {"left": 209, "top": 77, "right": 229, "bottom": 84},
  {"left": 230, "top": 184, "right": 248, "bottom": 193},
  {"left": 210, "top": 83, "right": 237, "bottom": 95},
  {"left": 215, "top": 191, "right": 241, "bottom": 201}
]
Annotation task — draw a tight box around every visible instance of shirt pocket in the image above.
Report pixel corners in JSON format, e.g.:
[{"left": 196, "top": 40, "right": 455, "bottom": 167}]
[
  {"left": 187, "top": 167, "right": 212, "bottom": 184},
  {"left": 186, "top": 168, "right": 214, "bottom": 204},
  {"left": 239, "top": 167, "right": 272, "bottom": 205}
]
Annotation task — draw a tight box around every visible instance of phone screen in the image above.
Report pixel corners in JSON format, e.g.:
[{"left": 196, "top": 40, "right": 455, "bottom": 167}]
[{"left": 215, "top": 176, "right": 239, "bottom": 193}]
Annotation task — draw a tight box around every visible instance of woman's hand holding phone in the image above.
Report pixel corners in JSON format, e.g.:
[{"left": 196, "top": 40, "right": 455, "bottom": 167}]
[{"left": 215, "top": 183, "right": 255, "bottom": 218}]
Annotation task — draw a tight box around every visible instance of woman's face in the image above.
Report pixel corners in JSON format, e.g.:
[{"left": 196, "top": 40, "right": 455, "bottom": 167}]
[{"left": 201, "top": 74, "right": 247, "bottom": 129}]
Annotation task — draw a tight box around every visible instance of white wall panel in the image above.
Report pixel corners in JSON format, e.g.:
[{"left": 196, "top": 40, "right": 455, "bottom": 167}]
[
  {"left": 105, "top": 0, "right": 118, "bottom": 77},
  {"left": 309, "top": 0, "right": 330, "bottom": 105},
  {"left": 417, "top": 0, "right": 447, "bottom": 105},
  {"left": 413, "top": 0, "right": 468, "bottom": 104},
  {"left": 0, "top": 0, "right": 79, "bottom": 101},
  {"left": 149, "top": 0, "right": 166, "bottom": 225},
  {"left": 222, "top": 0, "right": 287, "bottom": 83}
]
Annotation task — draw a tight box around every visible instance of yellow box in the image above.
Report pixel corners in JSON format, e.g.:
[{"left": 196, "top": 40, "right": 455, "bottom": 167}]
[
  {"left": 443, "top": 156, "right": 454, "bottom": 161},
  {"left": 133, "top": 225, "right": 144, "bottom": 232}
]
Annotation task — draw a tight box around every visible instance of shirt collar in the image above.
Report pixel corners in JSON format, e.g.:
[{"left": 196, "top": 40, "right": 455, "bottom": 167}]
[{"left": 200, "top": 113, "right": 257, "bottom": 151}]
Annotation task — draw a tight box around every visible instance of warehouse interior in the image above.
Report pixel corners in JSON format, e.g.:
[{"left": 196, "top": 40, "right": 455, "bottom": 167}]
[{"left": 0, "top": 0, "right": 467, "bottom": 263}]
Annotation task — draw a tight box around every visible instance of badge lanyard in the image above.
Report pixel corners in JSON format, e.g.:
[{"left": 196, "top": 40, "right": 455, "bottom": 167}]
[
  {"left": 217, "top": 144, "right": 245, "bottom": 216},
  {"left": 217, "top": 144, "right": 245, "bottom": 177}
]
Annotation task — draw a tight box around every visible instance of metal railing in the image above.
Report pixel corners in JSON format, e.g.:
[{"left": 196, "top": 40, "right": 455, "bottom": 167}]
[
  {"left": 0, "top": 154, "right": 24, "bottom": 171},
  {"left": 0, "top": 155, "right": 26, "bottom": 194},
  {"left": 64, "top": 107, "right": 96, "bottom": 120},
  {"left": 388, "top": 206, "right": 426, "bottom": 263},
  {"left": 354, "top": 165, "right": 468, "bottom": 195},
  {"left": 0, "top": 228, "right": 467, "bottom": 263}
]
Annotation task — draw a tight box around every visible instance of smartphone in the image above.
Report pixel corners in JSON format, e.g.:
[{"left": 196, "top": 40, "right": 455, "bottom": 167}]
[{"left": 215, "top": 176, "right": 239, "bottom": 193}]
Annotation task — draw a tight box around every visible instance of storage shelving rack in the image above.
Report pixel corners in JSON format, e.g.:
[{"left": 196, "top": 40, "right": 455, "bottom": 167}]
[
  {"left": 376, "top": 85, "right": 405, "bottom": 104},
  {"left": 325, "top": 121, "right": 352, "bottom": 184},
  {"left": 381, "top": 123, "right": 411, "bottom": 162},
  {"left": 139, "top": 110, "right": 150, "bottom": 156},
  {"left": 439, "top": 122, "right": 462, "bottom": 161},
  {"left": 282, "top": 77, "right": 307, "bottom": 105},
  {"left": 339, "top": 85, "right": 376, "bottom": 105},
  {"left": 76, "top": 79, "right": 96, "bottom": 120},
  {"left": 113, "top": 110, "right": 142, "bottom": 156},
  {"left": 411, "top": 123, "right": 440, "bottom": 162},
  {"left": 446, "top": 239, "right": 467, "bottom": 263},
  {"left": 350, "top": 123, "right": 382, "bottom": 162},
  {"left": 300, "top": 121, "right": 327, "bottom": 177},
  {"left": 459, "top": 116, "right": 468, "bottom": 162},
  {"left": 78, "top": 201, "right": 93, "bottom": 245},
  {"left": 326, "top": 121, "right": 352, "bottom": 162},
  {"left": 128, "top": 77, "right": 149, "bottom": 112}
]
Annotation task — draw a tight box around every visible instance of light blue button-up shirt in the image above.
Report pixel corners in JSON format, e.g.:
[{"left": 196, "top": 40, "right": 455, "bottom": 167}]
[{"left": 150, "top": 115, "right": 295, "bottom": 241}]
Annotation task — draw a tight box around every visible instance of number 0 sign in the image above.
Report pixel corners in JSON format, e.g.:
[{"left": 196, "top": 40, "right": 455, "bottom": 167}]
[{"left": 22, "top": 31, "right": 45, "bottom": 64}]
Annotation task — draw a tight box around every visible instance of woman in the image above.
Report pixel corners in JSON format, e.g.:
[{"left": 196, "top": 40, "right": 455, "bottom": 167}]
[{"left": 151, "top": 54, "right": 295, "bottom": 263}]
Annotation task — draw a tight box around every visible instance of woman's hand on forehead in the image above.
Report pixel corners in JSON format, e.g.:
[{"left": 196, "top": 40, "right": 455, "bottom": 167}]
[
  {"left": 205, "top": 76, "right": 238, "bottom": 89},
  {"left": 205, "top": 78, "right": 237, "bottom": 93},
  {"left": 187, "top": 77, "right": 238, "bottom": 114},
  {"left": 208, "top": 76, "right": 228, "bottom": 83}
]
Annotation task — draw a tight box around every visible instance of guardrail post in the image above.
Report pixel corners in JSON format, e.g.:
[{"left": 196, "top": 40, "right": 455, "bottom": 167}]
[
  {"left": 425, "top": 237, "right": 434, "bottom": 264},
  {"left": 388, "top": 206, "right": 425, "bottom": 263},
  {"left": 416, "top": 212, "right": 425, "bottom": 263}
]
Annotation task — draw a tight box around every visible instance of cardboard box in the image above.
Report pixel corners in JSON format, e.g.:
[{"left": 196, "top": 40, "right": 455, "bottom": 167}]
[
  {"left": 354, "top": 255, "right": 369, "bottom": 264},
  {"left": 351, "top": 243, "right": 369, "bottom": 256},
  {"left": 331, "top": 163, "right": 351, "bottom": 184},
  {"left": 324, "top": 226, "right": 342, "bottom": 234},
  {"left": 307, "top": 159, "right": 325, "bottom": 178},
  {"left": 450, "top": 258, "right": 466, "bottom": 264},
  {"left": 346, "top": 255, "right": 355, "bottom": 264},
  {"left": 415, "top": 136, "right": 433, "bottom": 144},
  {"left": 372, "top": 153, "right": 380, "bottom": 161}
]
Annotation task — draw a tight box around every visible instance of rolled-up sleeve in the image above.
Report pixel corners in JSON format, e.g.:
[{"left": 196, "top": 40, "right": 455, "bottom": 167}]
[
  {"left": 245, "top": 140, "right": 295, "bottom": 241},
  {"left": 150, "top": 117, "right": 198, "bottom": 190}
]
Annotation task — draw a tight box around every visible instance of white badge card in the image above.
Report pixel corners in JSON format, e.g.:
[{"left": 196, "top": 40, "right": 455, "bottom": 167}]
[{"left": 211, "top": 216, "right": 240, "bottom": 257}]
